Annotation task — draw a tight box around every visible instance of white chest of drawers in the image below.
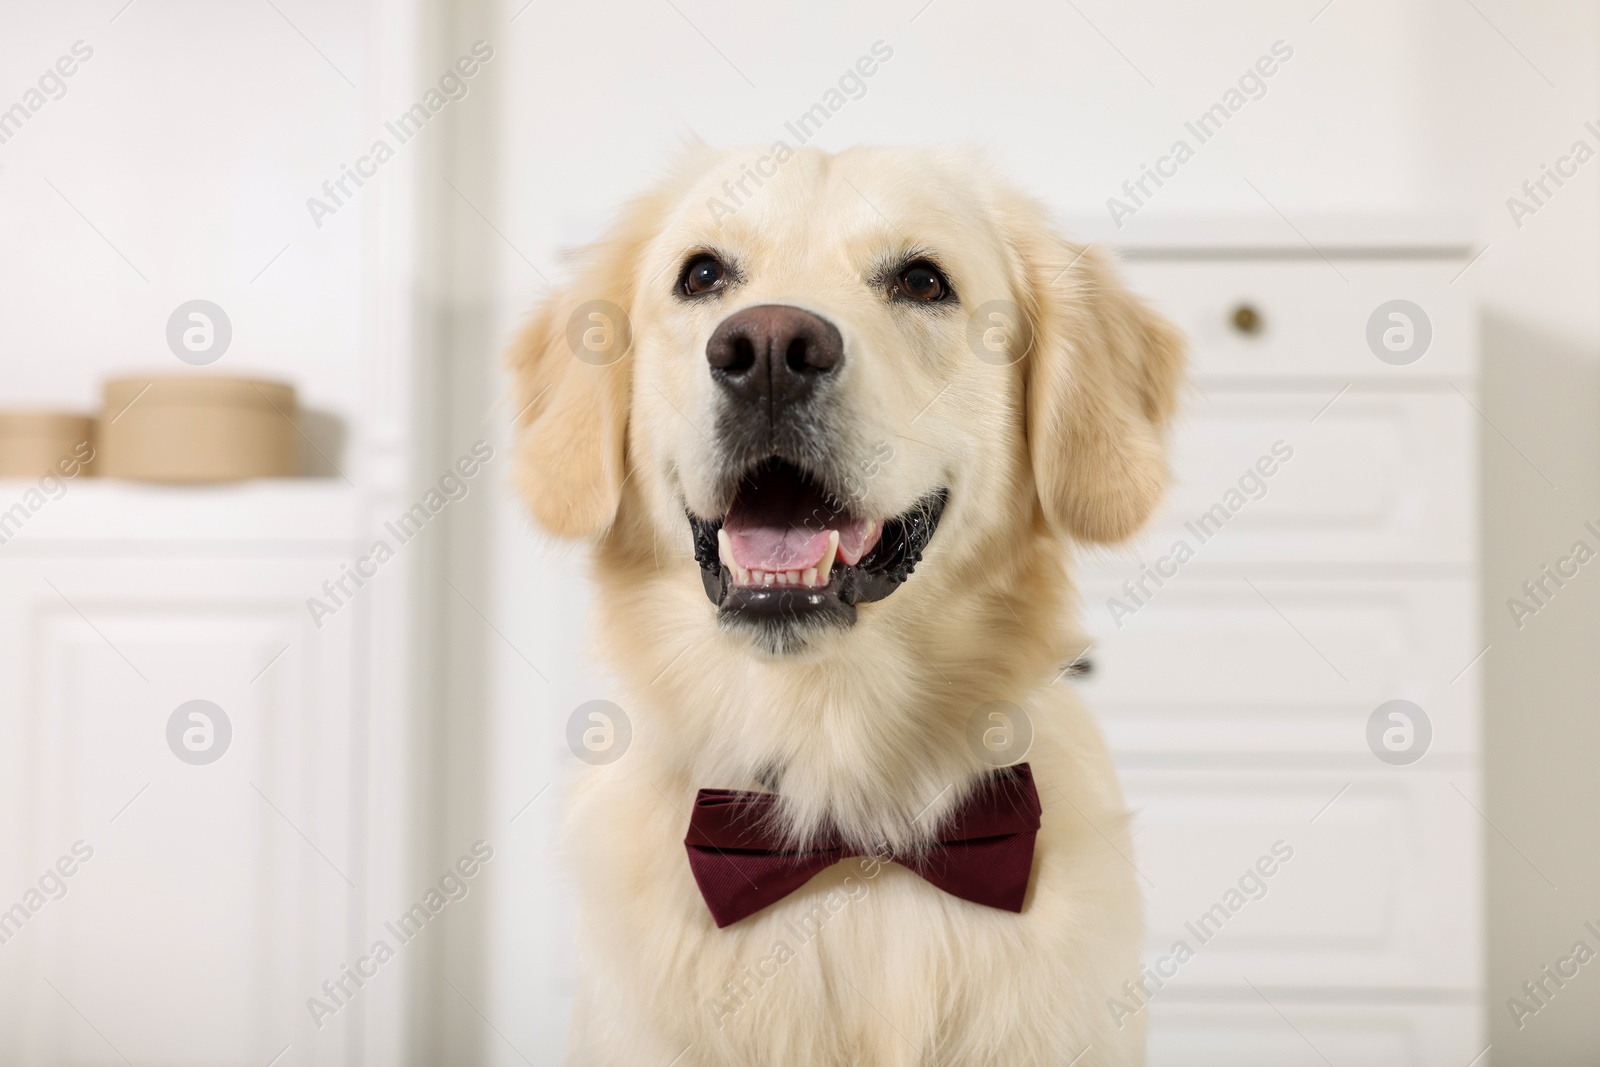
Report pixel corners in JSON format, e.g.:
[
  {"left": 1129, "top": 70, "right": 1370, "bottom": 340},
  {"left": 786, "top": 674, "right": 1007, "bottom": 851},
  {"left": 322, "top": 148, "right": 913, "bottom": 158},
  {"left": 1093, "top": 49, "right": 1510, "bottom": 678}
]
[{"left": 1074, "top": 226, "right": 1486, "bottom": 1065}]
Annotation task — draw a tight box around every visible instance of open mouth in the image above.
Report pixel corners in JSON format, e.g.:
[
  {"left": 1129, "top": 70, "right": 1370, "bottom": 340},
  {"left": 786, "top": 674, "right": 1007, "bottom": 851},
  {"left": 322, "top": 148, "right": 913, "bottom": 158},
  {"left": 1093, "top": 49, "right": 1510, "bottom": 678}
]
[{"left": 689, "top": 458, "right": 948, "bottom": 631}]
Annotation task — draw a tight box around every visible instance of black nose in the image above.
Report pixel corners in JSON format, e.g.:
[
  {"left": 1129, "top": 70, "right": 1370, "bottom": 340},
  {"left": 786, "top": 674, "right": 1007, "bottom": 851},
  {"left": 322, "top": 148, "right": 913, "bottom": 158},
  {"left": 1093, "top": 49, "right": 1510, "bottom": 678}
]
[{"left": 706, "top": 304, "right": 843, "bottom": 413}]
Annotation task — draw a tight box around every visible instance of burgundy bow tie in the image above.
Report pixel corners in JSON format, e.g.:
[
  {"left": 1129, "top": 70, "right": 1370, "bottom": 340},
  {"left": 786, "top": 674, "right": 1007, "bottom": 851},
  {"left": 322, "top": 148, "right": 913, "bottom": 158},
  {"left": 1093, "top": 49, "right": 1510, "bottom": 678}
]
[{"left": 683, "top": 763, "right": 1041, "bottom": 928}]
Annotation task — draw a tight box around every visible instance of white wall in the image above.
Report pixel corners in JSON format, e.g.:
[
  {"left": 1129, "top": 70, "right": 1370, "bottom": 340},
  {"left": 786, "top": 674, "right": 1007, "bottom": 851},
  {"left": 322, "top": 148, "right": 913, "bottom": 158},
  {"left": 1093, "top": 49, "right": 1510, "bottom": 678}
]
[
  {"left": 0, "top": 0, "right": 369, "bottom": 432},
  {"left": 477, "top": 1, "right": 1600, "bottom": 1063}
]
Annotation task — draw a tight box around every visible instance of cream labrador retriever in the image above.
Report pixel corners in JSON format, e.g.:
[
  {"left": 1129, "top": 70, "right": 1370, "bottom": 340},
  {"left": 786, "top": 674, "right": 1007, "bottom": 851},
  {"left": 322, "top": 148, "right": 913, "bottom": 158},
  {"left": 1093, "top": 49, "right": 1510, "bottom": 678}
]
[{"left": 510, "top": 143, "right": 1184, "bottom": 1067}]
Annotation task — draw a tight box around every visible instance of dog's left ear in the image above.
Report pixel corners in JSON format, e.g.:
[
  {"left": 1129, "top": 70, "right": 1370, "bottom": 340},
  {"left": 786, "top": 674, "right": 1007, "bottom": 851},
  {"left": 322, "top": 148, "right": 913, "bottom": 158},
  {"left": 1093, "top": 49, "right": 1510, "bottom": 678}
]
[
  {"left": 1002, "top": 199, "right": 1186, "bottom": 543},
  {"left": 507, "top": 192, "right": 667, "bottom": 538}
]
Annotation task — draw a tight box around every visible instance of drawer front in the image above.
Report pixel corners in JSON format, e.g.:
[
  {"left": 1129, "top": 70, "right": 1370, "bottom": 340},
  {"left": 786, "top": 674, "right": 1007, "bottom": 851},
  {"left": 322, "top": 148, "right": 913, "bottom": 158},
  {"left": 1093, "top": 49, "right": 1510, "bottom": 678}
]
[
  {"left": 1120, "top": 769, "right": 1485, "bottom": 991},
  {"left": 1146, "top": 1002, "right": 1483, "bottom": 1067},
  {"left": 1082, "top": 389, "right": 1475, "bottom": 567},
  {"left": 1074, "top": 577, "right": 1479, "bottom": 757},
  {"left": 1123, "top": 260, "right": 1475, "bottom": 381}
]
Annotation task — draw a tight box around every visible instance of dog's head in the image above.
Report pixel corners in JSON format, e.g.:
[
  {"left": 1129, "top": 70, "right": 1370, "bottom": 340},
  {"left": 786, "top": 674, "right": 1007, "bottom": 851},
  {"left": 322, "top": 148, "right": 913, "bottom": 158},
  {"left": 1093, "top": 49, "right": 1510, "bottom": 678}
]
[{"left": 510, "top": 144, "right": 1182, "bottom": 660}]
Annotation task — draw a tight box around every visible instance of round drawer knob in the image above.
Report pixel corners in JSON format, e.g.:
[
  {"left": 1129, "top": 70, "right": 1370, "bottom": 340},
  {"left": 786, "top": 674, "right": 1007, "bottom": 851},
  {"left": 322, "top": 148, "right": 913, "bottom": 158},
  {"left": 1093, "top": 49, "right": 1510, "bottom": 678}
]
[{"left": 1231, "top": 304, "right": 1263, "bottom": 335}]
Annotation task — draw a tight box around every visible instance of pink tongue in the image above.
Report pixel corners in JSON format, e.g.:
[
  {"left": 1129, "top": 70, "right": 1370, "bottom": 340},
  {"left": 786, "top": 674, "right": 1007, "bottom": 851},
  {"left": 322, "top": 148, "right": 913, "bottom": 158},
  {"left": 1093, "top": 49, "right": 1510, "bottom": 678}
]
[{"left": 725, "top": 518, "right": 880, "bottom": 572}]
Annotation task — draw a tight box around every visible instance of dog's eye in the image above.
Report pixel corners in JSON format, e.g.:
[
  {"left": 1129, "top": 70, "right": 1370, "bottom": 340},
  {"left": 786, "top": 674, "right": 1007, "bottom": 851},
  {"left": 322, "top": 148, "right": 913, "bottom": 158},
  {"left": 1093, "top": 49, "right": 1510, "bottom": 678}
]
[
  {"left": 896, "top": 261, "right": 949, "bottom": 302},
  {"left": 681, "top": 254, "right": 727, "bottom": 297}
]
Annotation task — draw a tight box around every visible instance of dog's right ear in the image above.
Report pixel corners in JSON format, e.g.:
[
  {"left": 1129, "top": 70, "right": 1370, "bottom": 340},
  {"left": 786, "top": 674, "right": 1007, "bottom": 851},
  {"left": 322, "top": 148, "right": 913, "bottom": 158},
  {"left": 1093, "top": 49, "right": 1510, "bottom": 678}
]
[{"left": 508, "top": 193, "right": 666, "bottom": 539}]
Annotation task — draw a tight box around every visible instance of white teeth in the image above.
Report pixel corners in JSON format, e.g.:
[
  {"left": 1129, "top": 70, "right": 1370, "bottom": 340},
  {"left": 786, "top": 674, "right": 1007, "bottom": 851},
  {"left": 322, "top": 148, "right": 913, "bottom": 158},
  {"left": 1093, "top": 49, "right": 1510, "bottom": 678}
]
[
  {"left": 818, "top": 530, "right": 840, "bottom": 585},
  {"left": 801, "top": 567, "right": 818, "bottom": 588},
  {"left": 863, "top": 519, "right": 879, "bottom": 544}
]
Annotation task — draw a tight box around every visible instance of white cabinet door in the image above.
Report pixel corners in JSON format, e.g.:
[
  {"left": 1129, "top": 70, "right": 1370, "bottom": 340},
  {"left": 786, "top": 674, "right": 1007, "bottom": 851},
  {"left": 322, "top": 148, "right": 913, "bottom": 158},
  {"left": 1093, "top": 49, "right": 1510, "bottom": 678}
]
[
  {"left": 1083, "top": 389, "right": 1478, "bottom": 567},
  {"left": 1122, "top": 768, "right": 1485, "bottom": 991},
  {"left": 0, "top": 556, "right": 361, "bottom": 1067},
  {"left": 1076, "top": 577, "right": 1481, "bottom": 758}
]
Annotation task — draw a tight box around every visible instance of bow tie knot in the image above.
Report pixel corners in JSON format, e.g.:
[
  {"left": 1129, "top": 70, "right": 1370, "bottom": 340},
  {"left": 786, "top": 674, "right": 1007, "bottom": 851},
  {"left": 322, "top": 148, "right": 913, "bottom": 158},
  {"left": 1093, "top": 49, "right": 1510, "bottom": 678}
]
[{"left": 683, "top": 764, "right": 1041, "bottom": 927}]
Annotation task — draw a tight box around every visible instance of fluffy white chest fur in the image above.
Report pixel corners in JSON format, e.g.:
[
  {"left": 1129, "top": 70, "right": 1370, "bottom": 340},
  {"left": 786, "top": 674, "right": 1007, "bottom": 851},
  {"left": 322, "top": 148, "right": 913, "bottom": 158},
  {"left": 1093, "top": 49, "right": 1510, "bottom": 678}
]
[{"left": 561, "top": 681, "right": 1144, "bottom": 1067}]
